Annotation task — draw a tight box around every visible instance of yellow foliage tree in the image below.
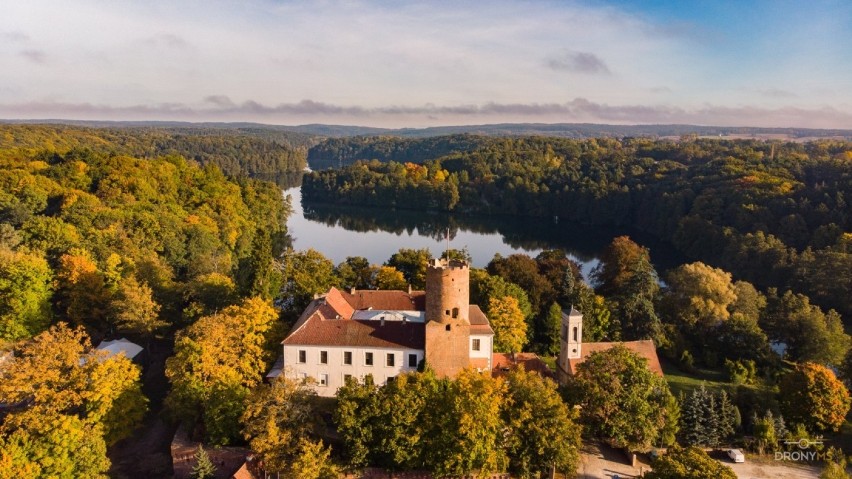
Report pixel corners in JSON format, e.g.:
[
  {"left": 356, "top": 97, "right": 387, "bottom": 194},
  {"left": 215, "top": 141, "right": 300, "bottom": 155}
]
[{"left": 488, "top": 296, "right": 528, "bottom": 353}]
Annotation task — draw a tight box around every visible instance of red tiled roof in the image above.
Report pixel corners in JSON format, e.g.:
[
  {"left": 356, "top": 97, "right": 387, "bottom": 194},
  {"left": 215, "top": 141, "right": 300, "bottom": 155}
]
[
  {"left": 567, "top": 340, "right": 663, "bottom": 376},
  {"left": 469, "top": 305, "right": 493, "bottom": 335},
  {"left": 324, "top": 287, "right": 355, "bottom": 318},
  {"left": 341, "top": 289, "right": 426, "bottom": 311},
  {"left": 283, "top": 313, "right": 425, "bottom": 349},
  {"left": 492, "top": 352, "right": 555, "bottom": 379}
]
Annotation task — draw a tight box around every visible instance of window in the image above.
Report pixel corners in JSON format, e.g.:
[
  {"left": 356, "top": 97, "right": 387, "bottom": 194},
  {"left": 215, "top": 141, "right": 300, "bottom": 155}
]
[
  {"left": 319, "top": 374, "right": 328, "bottom": 386},
  {"left": 365, "top": 352, "right": 373, "bottom": 366},
  {"left": 343, "top": 374, "right": 352, "bottom": 383},
  {"left": 386, "top": 353, "right": 395, "bottom": 367},
  {"left": 446, "top": 324, "right": 451, "bottom": 331},
  {"left": 572, "top": 327, "right": 578, "bottom": 342},
  {"left": 343, "top": 351, "right": 352, "bottom": 365},
  {"left": 320, "top": 351, "right": 328, "bottom": 364},
  {"left": 408, "top": 353, "right": 417, "bottom": 368},
  {"left": 472, "top": 338, "right": 481, "bottom": 351},
  {"left": 298, "top": 350, "right": 306, "bottom": 363},
  {"left": 386, "top": 376, "right": 395, "bottom": 384},
  {"left": 452, "top": 307, "right": 459, "bottom": 319}
]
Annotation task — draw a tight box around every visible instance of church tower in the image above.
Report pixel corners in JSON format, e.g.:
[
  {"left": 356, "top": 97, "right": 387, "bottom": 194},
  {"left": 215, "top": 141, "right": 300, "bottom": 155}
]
[
  {"left": 424, "top": 258, "right": 471, "bottom": 377},
  {"left": 557, "top": 307, "right": 583, "bottom": 384}
]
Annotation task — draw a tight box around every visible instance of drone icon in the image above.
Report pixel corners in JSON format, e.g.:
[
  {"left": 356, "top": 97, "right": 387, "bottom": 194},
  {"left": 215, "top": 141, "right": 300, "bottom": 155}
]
[{"left": 784, "top": 438, "right": 824, "bottom": 449}]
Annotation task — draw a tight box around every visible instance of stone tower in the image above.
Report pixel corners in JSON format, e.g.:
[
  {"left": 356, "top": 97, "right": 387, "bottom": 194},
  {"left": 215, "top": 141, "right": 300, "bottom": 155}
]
[
  {"left": 424, "top": 258, "right": 471, "bottom": 377},
  {"left": 557, "top": 307, "right": 583, "bottom": 384}
]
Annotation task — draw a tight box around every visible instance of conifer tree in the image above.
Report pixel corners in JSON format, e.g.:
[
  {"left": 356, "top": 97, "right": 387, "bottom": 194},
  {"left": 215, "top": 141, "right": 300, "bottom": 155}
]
[{"left": 190, "top": 446, "right": 216, "bottom": 479}]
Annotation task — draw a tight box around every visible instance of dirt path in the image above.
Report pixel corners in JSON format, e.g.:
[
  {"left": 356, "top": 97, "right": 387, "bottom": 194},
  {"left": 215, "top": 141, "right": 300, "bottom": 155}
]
[{"left": 108, "top": 338, "right": 177, "bottom": 479}]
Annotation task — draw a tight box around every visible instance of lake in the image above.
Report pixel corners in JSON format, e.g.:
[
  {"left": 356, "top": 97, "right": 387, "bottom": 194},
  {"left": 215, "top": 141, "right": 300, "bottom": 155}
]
[{"left": 285, "top": 186, "right": 686, "bottom": 281}]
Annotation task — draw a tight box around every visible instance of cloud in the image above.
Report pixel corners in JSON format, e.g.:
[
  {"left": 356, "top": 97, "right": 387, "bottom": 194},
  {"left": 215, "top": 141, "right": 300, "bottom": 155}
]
[
  {"left": 145, "top": 33, "right": 189, "bottom": 49},
  {"left": 1, "top": 31, "right": 30, "bottom": 42},
  {"left": 19, "top": 49, "right": 47, "bottom": 64},
  {"left": 546, "top": 50, "right": 611, "bottom": 75},
  {"left": 759, "top": 88, "right": 798, "bottom": 99},
  {"left": 1, "top": 98, "right": 850, "bottom": 129}
]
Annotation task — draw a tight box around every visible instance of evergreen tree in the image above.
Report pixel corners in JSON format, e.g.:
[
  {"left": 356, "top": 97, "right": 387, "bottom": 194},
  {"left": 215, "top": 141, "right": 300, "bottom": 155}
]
[
  {"left": 716, "top": 390, "right": 739, "bottom": 445},
  {"left": 190, "top": 446, "right": 216, "bottom": 479}
]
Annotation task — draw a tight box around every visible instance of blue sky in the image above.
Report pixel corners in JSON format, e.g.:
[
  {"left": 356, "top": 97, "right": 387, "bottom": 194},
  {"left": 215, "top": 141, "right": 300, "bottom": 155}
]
[{"left": 1, "top": 0, "right": 850, "bottom": 127}]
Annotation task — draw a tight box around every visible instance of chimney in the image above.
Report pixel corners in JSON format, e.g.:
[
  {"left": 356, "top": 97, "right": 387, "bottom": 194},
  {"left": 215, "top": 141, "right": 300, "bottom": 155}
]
[
  {"left": 350, "top": 287, "right": 355, "bottom": 294},
  {"left": 408, "top": 284, "right": 412, "bottom": 294}
]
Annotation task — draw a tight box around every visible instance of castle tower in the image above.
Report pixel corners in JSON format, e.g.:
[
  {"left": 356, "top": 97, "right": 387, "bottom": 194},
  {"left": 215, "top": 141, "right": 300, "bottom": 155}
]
[
  {"left": 424, "top": 258, "right": 471, "bottom": 377},
  {"left": 557, "top": 307, "right": 583, "bottom": 384}
]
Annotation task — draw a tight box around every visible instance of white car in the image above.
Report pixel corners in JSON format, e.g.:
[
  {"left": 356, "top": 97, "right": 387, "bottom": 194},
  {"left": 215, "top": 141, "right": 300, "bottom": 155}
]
[{"left": 727, "top": 448, "right": 745, "bottom": 463}]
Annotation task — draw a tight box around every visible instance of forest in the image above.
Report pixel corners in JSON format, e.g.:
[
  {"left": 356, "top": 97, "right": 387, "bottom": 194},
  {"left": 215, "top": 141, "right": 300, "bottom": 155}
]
[
  {"left": 303, "top": 136, "right": 852, "bottom": 321},
  {"left": 0, "top": 133, "right": 290, "bottom": 476},
  {"left": 0, "top": 124, "right": 309, "bottom": 178}
]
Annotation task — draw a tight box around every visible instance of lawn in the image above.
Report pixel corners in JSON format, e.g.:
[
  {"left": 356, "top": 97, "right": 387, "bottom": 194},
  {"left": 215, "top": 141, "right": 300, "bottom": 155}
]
[{"left": 661, "top": 358, "right": 730, "bottom": 397}]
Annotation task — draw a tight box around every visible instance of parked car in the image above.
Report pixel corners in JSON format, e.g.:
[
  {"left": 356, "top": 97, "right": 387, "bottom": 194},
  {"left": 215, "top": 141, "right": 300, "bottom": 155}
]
[{"left": 727, "top": 448, "right": 745, "bottom": 463}]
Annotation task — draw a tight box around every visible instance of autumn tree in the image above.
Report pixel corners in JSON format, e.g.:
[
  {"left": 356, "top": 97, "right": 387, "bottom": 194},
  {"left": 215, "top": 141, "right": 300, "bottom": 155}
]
[
  {"left": 487, "top": 253, "right": 554, "bottom": 316},
  {"left": 567, "top": 344, "right": 674, "bottom": 452},
  {"left": 110, "top": 276, "right": 165, "bottom": 337},
  {"left": 241, "top": 376, "right": 319, "bottom": 474},
  {"left": 503, "top": 367, "right": 581, "bottom": 478},
  {"left": 289, "top": 438, "right": 339, "bottom": 479},
  {"left": 470, "top": 268, "right": 533, "bottom": 321},
  {"left": 591, "top": 236, "right": 654, "bottom": 298},
  {"left": 425, "top": 368, "right": 508, "bottom": 477},
  {"left": 0, "top": 323, "right": 146, "bottom": 476},
  {"left": 488, "top": 296, "right": 528, "bottom": 353},
  {"left": 779, "top": 362, "right": 851, "bottom": 433},
  {"left": 374, "top": 265, "right": 408, "bottom": 290},
  {"left": 166, "top": 297, "right": 279, "bottom": 445},
  {"left": 182, "top": 271, "right": 238, "bottom": 322},
  {"left": 646, "top": 446, "right": 737, "bottom": 479},
  {"left": 662, "top": 262, "right": 737, "bottom": 327},
  {"left": 0, "top": 247, "right": 52, "bottom": 341},
  {"left": 54, "top": 250, "right": 111, "bottom": 331}
]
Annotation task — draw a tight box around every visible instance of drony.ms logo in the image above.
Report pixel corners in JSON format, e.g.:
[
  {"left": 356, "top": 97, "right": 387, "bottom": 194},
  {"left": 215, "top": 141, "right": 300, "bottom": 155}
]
[{"left": 775, "top": 438, "right": 826, "bottom": 461}]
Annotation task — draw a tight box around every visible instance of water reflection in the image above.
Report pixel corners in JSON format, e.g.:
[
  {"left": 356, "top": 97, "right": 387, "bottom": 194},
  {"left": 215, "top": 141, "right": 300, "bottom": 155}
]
[{"left": 286, "top": 186, "right": 685, "bottom": 278}]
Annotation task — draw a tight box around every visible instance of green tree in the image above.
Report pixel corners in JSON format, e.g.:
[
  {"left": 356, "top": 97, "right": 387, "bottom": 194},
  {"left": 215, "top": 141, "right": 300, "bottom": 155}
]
[
  {"left": 488, "top": 296, "right": 528, "bottom": 353},
  {"left": 386, "top": 248, "right": 431, "bottom": 289},
  {"left": 189, "top": 445, "right": 216, "bottom": 479},
  {"left": 0, "top": 248, "right": 52, "bottom": 341},
  {"left": 333, "top": 375, "right": 378, "bottom": 468},
  {"left": 541, "top": 303, "right": 563, "bottom": 355},
  {"left": 779, "top": 362, "right": 851, "bottom": 433},
  {"left": 335, "top": 256, "right": 373, "bottom": 289},
  {"left": 761, "top": 289, "right": 850, "bottom": 367},
  {"left": 567, "top": 344, "right": 674, "bottom": 452},
  {"left": 245, "top": 229, "right": 281, "bottom": 300},
  {"left": 503, "top": 367, "right": 581, "bottom": 478},
  {"left": 278, "top": 248, "right": 340, "bottom": 318},
  {"left": 470, "top": 268, "right": 533, "bottom": 321},
  {"left": 241, "top": 376, "right": 319, "bottom": 473},
  {"left": 646, "top": 446, "right": 737, "bottom": 479}
]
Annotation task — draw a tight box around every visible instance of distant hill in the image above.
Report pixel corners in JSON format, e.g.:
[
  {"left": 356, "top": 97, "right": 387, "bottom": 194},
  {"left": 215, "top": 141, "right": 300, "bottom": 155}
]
[{"left": 4, "top": 119, "right": 852, "bottom": 140}]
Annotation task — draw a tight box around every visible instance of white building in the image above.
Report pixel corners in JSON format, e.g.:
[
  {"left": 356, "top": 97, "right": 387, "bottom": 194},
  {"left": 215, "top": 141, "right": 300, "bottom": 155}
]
[{"left": 273, "top": 259, "right": 494, "bottom": 397}]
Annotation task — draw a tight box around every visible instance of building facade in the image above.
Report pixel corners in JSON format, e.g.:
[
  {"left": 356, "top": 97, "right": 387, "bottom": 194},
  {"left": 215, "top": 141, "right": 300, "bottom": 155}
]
[{"left": 275, "top": 258, "right": 494, "bottom": 396}]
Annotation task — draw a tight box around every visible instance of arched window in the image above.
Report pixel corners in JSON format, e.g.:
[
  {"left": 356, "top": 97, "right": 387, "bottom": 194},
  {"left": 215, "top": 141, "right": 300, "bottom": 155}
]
[
  {"left": 572, "top": 326, "right": 578, "bottom": 342},
  {"left": 451, "top": 307, "right": 459, "bottom": 319}
]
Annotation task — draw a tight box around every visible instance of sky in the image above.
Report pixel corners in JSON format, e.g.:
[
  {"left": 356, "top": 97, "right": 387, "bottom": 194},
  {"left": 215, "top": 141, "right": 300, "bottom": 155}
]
[{"left": 1, "top": 0, "right": 851, "bottom": 128}]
